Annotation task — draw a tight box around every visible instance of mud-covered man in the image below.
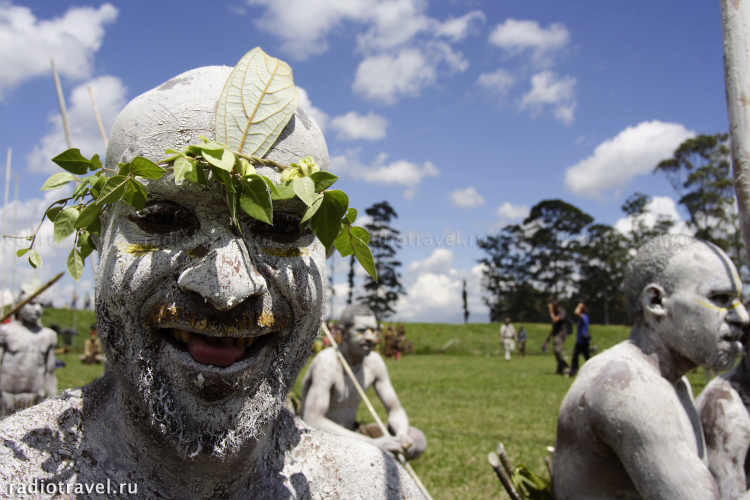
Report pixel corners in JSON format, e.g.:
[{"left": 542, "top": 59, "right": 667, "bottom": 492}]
[
  {"left": 0, "top": 66, "right": 421, "bottom": 499},
  {"left": 554, "top": 235, "right": 750, "bottom": 500},
  {"left": 301, "top": 304, "right": 426, "bottom": 461}
]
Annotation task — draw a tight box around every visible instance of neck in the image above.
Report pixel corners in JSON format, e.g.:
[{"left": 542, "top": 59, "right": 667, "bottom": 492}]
[
  {"left": 629, "top": 323, "right": 695, "bottom": 383},
  {"left": 339, "top": 342, "right": 365, "bottom": 367}
]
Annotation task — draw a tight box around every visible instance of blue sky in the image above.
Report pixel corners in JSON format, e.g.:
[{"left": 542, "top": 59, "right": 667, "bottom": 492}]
[{"left": 0, "top": 0, "right": 730, "bottom": 322}]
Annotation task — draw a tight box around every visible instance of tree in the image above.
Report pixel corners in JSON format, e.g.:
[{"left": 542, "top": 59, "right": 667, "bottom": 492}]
[
  {"left": 347, "top": 255, "right": 355, "bottom": 305},
  {"left": 654, "top": 133, "right": 747, "bottom": 279},
  {"left": 462, "top": 279, "right": 469, "bottom": 324},
  {"left": 357, "top": 201, "right": 405, "bottom": 321},
  {"left": 620, "top": 192, "right": 675, "bottom": 249}
]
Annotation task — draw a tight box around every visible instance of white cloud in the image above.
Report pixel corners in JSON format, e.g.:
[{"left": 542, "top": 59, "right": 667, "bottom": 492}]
[
  {"left": 407, "top": 248, "right": 454, "bottom": 275},
  {"left": 27, "top": 76, "right": 128, "bottom": 174},
  {"left": 519, "top": 71, "right": 577, "bottom": 125},
  {"left": 488, "top": 19, "right": 569, "bottom": 65},
  {"left": 331, "top": 150, "right": 439, "bottom": 198},
  {"left": 0, "top": 3, "right": 118, "bottom": 99},
  {"left": 496, "top": 202, "right": 529, "bottom": 221},
  {"left": 614, "top": 196, "right": 691, "bottom": 236},
  {"left": 296, "top": 86, "right": 330, "bottom": 132},
  {"left": 564, "top": 121, "right": 696, "bottom": 201},
  {"left": 478, "top": 68, "right": 516, "bottom": 101},
  {"left": 450, "top": 187, "right": 485, "bottom": 208},
  {"left": 330, "top": 111, "right": 388, "bottom": 141},
  {"left": 433, "top": 11, "right": 485, "bottom": 42}
]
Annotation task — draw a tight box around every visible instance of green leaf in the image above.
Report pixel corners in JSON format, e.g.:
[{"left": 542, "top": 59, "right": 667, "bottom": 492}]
[
  {"left": 333, "top": 224, "right": 354, "bottom": 257},
  {"left": 51, "top": 149, "right": 90, "bottom": 175},
  {"left": 28, "top": 250, "right": 42, "bottom": 269},
  {"left": 71, "top": 178, "right": 91, "bottom": 200},
  {"left": 310, "top": 190, "right": 349, "bottom": 250},
  {"left": 301, "top": 193, "right": 324, "bottom": 224},
  {"left": 350, "top": 225, "right": 370, "bottom": 245},
  {"left": 239, "top": 175, "right": 273, "bottom": 225},
  {"left": 261, "top": 176, "right": 281, "bottom": 197},
  {"left": 74, "top": 203, "right": 102, "bottom": 229},
  {"left": 309, "top": 171, "right": 339, "bottom": 192},
  {"left": 97, "top": 175, "right": 129, "bottom": 205},
  {"left": 90, "top": 154, "right": 103, "bottom": 171},
  {"left": 123, "top": 179, "right": 148, "bottom": 209},
  {"left": 202, "top": 148, "right": 235, "bottom": 172},
  {"left": 212, "top": 167, "right": 233, "bottom": 191},
  {"left": 90, "top": 173, "right": 106, "bottom": 198},
  {"left": 345, "top": 208, "right": 358, "bottom": 224},
  {"left": 16, "top": 248, "right": 29, "bottom": 258},
  {"left": 131, "top": 157, "right": 167, "bottom": 179},
  {"left": 293, "top": 177, "right": 316, "bottom": 206},
  {"left": 46, "top": 206, "right": 63, "bottom": 221},
  {"left": 272, "top": 181, "right": 297, "bottom": 200},
  {"left": 215, "top": 47, "right": 300, "bottom": 158},
  {"left": 227, "top": 190, "right": 241, "bottom": 231},
  {"left": 118, "top": 162, "right": 131, "bottom": 176},
  {"left": 78, "top": 231, "right": 95, "bottom": 259},
  {"left": 54, "top": 207, "right": 80, "bottom": 243},
  {"left": 41, "top": 172, "right": 76, "bottom": 191},
  {"left": 174, "top": 156, "right": 194, "bottom": 184},
  {"left": 351, "top": 233, "right": 377, "bottom": 281},
  {"left": 67, "top": 248, "right": 85, "bottom": 281}
]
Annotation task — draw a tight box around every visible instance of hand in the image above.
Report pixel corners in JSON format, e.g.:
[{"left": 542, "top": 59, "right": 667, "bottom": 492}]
[
  {"left": 396, "top": 432, "right": 415, "bottom": 452},
  {"left": 373, "top": 435, "right": 406, "bottom": 456}
]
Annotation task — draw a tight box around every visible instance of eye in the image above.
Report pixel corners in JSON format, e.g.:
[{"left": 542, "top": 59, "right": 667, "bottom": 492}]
[
  {"left": 711, "top": 293, "right": 732, "bottom": 305},
  {"left": 129, "top": 201, "right": 199, "bottom": 235},
  {"left": 246, "top": 212, "right": 310, "bottom": 243}
]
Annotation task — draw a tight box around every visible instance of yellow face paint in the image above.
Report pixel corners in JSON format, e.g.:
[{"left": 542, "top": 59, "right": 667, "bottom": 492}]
[{"left": 696, "top": 297, "right": 743, "bottom": 313}]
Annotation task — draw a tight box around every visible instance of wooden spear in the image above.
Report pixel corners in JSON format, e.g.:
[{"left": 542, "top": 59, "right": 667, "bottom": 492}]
[
  {"left": 88, "top": 86, "right": 108, "bottom": 147},
  {"left": 320, "top": 322, "right": 434, "bottom": 500},
  {"left": 0, "top": 272, "right": 64, "bottom": 324},
  {"left": 51, "top": 59, "right": 72, "bottom": 148}
]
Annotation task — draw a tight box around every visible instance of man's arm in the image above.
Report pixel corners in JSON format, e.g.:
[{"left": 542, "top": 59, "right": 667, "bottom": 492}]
[
  {"left": 370, "top": 353, "right": 412, "bottom": 450},
  {"left": 301, "top": 352, "right": 404, "bottom": 455},
  {"left": 592, "top": 375, "right": 724, "bottom": 500},
  {"left": 698, "top": 379, "right": 750, "bottom": 500}
]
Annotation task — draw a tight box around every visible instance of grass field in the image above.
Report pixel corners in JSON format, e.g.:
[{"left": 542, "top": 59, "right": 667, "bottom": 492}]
[{"left": 47, "top": 311, "right": 715, "bottom": 499}]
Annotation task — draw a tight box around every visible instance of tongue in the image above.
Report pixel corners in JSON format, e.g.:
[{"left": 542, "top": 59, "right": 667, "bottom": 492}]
[{"left": 188, "top": 334, "right": 246, "bottom": 367}]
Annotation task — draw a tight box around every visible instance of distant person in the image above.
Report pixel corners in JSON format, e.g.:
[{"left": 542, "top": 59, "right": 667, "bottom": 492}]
[
  {"left": 0, "top": 290, "right": 57, "bottom": 417},
  {"left": 301, "top": 304, "right": 426, "bottom": 461},
  {"left": 80, "top": 324, "right": 105, "bottom": 365},
  {"left": 543, "top": 301, "right": 571, "bottom": 375},
  {"left": 567, "top": 302, "right": 591, "bottom": 376},
  {"left": 518, "top": 325, "right": 528, "bottom": 357},
  {"left": 384, "top": 325, "right": 396, "bottom": 358},
  {"left": 500, "top": 318, "right": 518, "bottom": 361}
]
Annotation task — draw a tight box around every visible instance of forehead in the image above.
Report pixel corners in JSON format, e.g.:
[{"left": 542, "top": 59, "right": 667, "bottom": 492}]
[
  {"left": 351, "top": 315, "right": 377, "bottom": 331},
  {"left": 667, "top": 244, "right": 741, "bottom": 292}
]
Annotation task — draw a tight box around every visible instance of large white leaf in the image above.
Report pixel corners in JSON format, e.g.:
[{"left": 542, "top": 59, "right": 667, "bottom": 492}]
[{"left": 216, "top": 47, "right": 300, "bottom": 158}]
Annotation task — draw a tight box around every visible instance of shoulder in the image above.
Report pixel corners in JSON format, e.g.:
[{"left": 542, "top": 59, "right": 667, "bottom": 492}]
[
  {"left": 697, "top": 376, "right": 750, "bottom": 439},
  {"left": 307, "top": 347, "right": 342, "bottom": 374},
  {"left": 0, "top": 389, "right": 84, "bottom": 480},
  {"left": 285, "top": 413, "right": 422, "bottom": 499}
]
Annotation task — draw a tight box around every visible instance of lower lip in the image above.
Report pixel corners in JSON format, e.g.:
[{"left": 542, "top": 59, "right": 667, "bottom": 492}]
[{"left": 160, "top": 329, "right": 276, "bottom": 372}]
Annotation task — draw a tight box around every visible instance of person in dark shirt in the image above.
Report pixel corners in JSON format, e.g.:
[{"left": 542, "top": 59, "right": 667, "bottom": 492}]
[
  {"left": 567, "top": 302, "right": 591, "bottom": 376},
  {"left": 544, "top": 300, "right": 571, "bottom": 375}
]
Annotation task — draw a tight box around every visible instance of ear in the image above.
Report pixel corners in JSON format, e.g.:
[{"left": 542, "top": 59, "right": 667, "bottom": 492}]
[{"left": 641, "top": 284, "right": 668, "bottom": 318}]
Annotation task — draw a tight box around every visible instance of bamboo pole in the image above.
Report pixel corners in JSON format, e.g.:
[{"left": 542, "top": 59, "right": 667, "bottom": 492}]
[
  {"left": 10, "top": 173, "right": 18, "bottom": 307},
  {"left": 2, "top": 149, "right": 11, "bottom": 309},
  {"left": 51, "top": 59, "right": 72, "bottom": 148},
  {"left": 722, "top": 0, "right": 750, "bottom": 262},
  {"left": 320, "top": 322, "right": 433, "bottom": 500},
  {"left": 0, "top": 273, "right": 64, "bottom": 324},
  {"left": 88, "top": 86, "right": 108, "bottom": 147}
]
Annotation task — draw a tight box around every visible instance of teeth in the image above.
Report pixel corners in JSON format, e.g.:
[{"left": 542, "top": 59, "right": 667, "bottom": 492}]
[{"left": 169, "top": 329, "right": 257, "bottom": 348}]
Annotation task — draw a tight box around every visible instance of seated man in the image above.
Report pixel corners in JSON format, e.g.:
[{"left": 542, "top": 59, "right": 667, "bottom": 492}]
[
  {"left": 0, "top": 289, "right": 57, "bottom": 417},
  {"left": 79, "top": 323, "right": 105, "bottom": 365},
  {"left": 0, "top": 63, "right": 421, "bottom": 499},
  {"left": 696, "top": 323, "right": 750, "bottom": 499},
  {"left": 301, "top": 304, "right": 427, "bottom": 461},
  {"left": 553, "top": 235, "right": 750, "bottom": 500}
]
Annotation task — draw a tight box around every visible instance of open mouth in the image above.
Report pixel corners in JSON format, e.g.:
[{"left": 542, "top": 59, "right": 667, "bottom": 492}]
[{"left": 161, "top": 328, "right": 274, "bottom": 368}]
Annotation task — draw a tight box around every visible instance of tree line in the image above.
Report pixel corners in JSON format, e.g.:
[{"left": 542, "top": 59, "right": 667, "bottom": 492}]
[{"left": 478, "top": 133, "right": 748, "bottom": 325}]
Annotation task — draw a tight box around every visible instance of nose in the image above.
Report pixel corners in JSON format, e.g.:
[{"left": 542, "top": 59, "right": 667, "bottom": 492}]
[
  {"left": 728, "top": 299, "right": 750, "bottom": 326},
  {"left": 177, "top": 237, "right": 267, "bottom": 311}
]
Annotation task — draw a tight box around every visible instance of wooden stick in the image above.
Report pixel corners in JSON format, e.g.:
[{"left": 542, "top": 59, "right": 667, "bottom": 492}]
[
  {"left": 321, "top": 322, "right": 434, "bottom": 500},
  {"left": 497, "top": 442, "right": 515, "bottom": 478},
  {"left": 88, "top": 86, "right": 108, "bottom": 147},
  {"left": 722, "top": 0, "right": 750, "bottom": 262},
  {"left": 51, "top": 59, "right": 72, "bottom": 148},
  {"left": 2, "top": 149, "right": 10, "bottom": 310},
  {"left": 1, "top": 272, "right": 64, "bottom": 323},
  {"left": 488, "top": 452, "right": 522, "bottom": 500}
]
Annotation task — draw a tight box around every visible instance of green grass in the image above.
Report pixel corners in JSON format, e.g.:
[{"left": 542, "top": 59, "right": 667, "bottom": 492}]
[{"left": 48, "top": 313, "right": 715, "bottom": 499}]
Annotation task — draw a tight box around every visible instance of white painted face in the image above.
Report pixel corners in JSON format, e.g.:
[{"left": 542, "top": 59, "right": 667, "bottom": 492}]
[
  {"left": 660, "top": 244, "right": 750, "bottom": 371},
  {"left": 96, "top": 171, "right": 326, "bottom": 456},
  {"left": 19, "top": 300, "right": 43, "bottom": 325},
  {"left": 344, "top": 315, "right": 378, "bottom": 357}
]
